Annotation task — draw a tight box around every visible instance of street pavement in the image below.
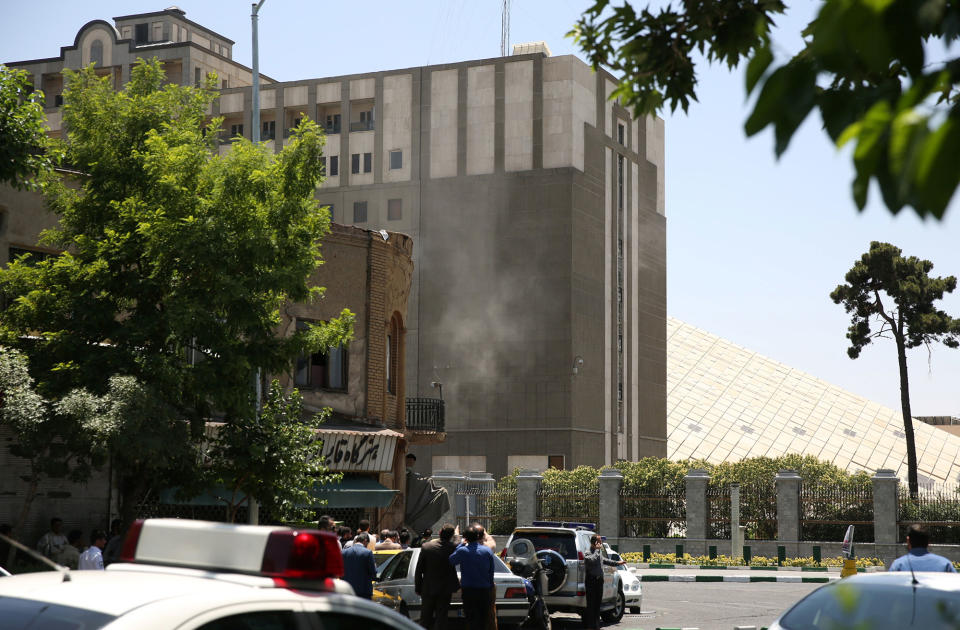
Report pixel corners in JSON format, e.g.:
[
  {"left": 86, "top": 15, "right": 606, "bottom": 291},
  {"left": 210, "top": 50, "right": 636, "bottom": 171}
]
[{"left": 549, "top": 581, "right": 822, "bottom": 630}]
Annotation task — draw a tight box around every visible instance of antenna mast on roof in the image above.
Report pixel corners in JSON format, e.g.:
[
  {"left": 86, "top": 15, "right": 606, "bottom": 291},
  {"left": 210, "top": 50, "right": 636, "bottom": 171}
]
[{"left": 500, "top": 0, "right": 511, "bottom": 56}]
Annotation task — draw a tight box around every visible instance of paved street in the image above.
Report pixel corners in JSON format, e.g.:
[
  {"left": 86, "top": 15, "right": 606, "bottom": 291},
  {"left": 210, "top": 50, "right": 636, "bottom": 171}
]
[{"left": 548, "top": 581, "right": 821, "bottom": 630}]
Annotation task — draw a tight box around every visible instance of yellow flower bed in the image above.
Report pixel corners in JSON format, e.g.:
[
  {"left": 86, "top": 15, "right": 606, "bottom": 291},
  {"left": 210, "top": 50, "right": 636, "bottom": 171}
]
[{"left": 620, "top": 551, "right": 885, "bottom": 568}]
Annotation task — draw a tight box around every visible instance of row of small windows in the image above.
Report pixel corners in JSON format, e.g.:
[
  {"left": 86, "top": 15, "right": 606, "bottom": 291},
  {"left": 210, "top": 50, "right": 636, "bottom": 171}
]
[{"left": 344, "top": 198, "right": 403, "bottom": 223}]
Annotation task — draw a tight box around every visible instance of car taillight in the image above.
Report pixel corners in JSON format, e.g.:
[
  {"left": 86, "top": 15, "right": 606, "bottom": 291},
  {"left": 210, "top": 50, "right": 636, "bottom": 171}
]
[
  {"left": 505, "top": 587, "right": 526, "bottom": 598},
  {"left": 261, "top": 530, "right": 344, "bottom": 580},
  {"left": 118, "top": 519, "right": 145, "bottom": 563},
  {"left": 576, "top": 590, "right": 585, "bottom": 596},
  {"left": 578, "top": 551, "right": 584, "bottom": 561},
  {"left": 500, "top": 548, "right": 507, "bottom": 559}
]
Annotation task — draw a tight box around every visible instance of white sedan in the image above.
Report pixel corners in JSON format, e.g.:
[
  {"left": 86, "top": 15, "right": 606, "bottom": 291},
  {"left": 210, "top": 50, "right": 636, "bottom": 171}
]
[
  {"left": 0, "top": 519, "right": 422, "bottom": 630},
  {"left": 374, "top": 547, "right": 530, "bottom": 626},
  {"left": 605, "top": 544, "right": 642, "bottom": 613}
]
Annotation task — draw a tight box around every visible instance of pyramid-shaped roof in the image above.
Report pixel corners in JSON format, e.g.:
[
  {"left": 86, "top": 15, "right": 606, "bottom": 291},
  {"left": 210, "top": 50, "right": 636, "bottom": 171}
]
[{"left": 667, "top": 317, "right": 958, "bottom": 484}]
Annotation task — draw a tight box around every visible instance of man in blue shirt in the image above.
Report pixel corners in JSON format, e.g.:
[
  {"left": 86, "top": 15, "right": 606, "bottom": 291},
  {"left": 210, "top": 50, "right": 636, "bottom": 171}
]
[
  {"left": 342, "top": 532, "right": 378, "bottom": 598},
  {"left": 890, "top": 524, "right": 957, "bottom": 572},
  {"left": 449, "top": 524, "right": 495, "bottom": 629}
]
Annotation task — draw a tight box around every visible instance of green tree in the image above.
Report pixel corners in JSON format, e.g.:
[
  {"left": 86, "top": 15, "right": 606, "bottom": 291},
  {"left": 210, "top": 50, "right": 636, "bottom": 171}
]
[
  {"left": 0, "top": 346, "right": 107, "bottom": 535},
  {"left": 0, "top": 65, "right": 57, "bottom": 190},
  {"left": 204, "top": 380, "right": 339, "bottom": 524},
  {"left": 0, "top": 58, "right": 352, "bottom": 517},
  {"left": 572, "top": 0, "right": 960, "bottom": 219},
  {"left": 831, "top": 241, "right": 960, "bottom": 496}
]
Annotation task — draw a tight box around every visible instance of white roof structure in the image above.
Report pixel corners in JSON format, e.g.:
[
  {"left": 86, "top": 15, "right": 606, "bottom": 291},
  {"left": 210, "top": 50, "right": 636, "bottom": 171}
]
[{"left": 667, "top": 318, "right": 958, "bottom": 484}]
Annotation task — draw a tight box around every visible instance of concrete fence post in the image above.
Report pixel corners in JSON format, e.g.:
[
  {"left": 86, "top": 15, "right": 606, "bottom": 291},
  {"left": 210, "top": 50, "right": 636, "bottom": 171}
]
[
  {"left": 598, "top": 468, "right": 624, "bottom": 539},
  {"left": 730, "top": 483, "right": 742, "bottom": 559},
  {"left": 775, "top": 469, "right": 802, "bottom": 556},
  {"left": 431, "top": 470, "right": 465, "bottom": 530},
  {"left": 872, "top": 469, "right": 899, "bottom": 545},
  {"left": 684, "top": 469, "right": 710, "bottom": 554},
  {"left": 516, "top": 469, "right": 543, "bottom": 527}
]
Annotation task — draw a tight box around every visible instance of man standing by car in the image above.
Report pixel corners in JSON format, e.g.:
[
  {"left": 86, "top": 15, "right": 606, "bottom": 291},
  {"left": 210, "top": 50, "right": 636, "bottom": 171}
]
[
  {"left": 415, "top": 523, "right": 460, "bottom": 629},
  {"left": 342, "top": 532, "right": 378, "bottom": 598},
  {"left": 583, "top": 535, "right": 624, "bottom": 630},
  {"left": 890, "top": 524, "right": 957, "bottom": 572},
  {"left": 449, "top": 525, "right": 495, "bottom": 630},
  {"left": 78, "top": 530, "right": 107, "bottom": 570}
]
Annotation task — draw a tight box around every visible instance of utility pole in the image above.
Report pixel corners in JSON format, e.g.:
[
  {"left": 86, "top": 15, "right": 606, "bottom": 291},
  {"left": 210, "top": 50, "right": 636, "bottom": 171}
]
[
  {"left": 249, "top": 0, "right": 267, "bottom": 525},
  {"left": 500, "top": 0, "right": 511, "bottom": 56},
  {"left": 251, "top": 0, "right": 267, "bottom": 144}
]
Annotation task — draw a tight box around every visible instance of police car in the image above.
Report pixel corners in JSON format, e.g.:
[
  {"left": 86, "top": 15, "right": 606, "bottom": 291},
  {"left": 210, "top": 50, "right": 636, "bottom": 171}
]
[{"left": 0, "top": 518, "right": 422, "bottom": 630}]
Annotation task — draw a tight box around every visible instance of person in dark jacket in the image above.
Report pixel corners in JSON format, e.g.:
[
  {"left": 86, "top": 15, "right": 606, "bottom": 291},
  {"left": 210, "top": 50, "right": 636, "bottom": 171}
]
[
  {"left": 342, "top": 532, "right": 377, "bottom": 598},
  {"left": 449, "top": 525, "right": 495, "bottom": 630},
  {"left": 415, "top": 523, "right": 460, "bottom": 629},
  {"left": 582, "top": 534, "right": 625, "bottom": 630}
]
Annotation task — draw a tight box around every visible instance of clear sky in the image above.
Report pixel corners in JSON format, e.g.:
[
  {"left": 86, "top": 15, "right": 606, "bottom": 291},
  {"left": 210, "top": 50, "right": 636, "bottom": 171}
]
[{"left": 2, "top": 1, "right": 957, "bottom": 417}]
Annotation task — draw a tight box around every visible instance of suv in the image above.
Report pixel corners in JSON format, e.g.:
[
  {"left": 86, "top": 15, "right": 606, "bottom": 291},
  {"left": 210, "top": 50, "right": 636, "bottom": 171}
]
[{"left": 503, "top": 521, "right": 625, "bottom": 624}]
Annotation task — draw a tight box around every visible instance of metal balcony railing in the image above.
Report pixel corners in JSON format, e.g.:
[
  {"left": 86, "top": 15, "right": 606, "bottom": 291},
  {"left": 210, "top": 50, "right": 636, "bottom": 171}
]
[
  {"left": 322, "top": 122, "right": 341, "bottom": 134},
  {"left": 406, "top": 397, "right": 445, "bottom": 433},
  {"left": 349, "top": 120, "right": 374, "bottom": 132}
]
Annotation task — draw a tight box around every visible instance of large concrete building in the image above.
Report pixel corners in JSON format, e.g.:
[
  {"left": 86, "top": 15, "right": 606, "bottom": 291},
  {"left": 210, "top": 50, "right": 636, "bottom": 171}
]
[{"left": 3, "top": 8, "right": 668, "bottom": 481}]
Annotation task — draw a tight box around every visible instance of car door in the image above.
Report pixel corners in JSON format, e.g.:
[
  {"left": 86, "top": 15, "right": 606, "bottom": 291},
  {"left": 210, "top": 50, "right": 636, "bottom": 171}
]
[
  {"left": 600, "top": 545, "right": 615, "bottom": 601},
  {"left": 373, "top": 550, "right": 413, "bottom": 613}
]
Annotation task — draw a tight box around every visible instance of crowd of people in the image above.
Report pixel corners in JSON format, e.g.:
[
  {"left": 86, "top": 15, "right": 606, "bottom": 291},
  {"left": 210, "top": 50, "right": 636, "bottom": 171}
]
[{"left": 0, "top": 517, "right": 125, "bottom": 572}]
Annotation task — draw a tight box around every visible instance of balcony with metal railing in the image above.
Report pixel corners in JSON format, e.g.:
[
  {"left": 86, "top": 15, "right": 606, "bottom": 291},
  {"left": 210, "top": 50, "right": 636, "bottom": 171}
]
[
  {"left": 406, "top": 397, "right": 445, "bottom": 434},
  {"left": 349, "top": 120, "right": 374, "bottom": 132}
]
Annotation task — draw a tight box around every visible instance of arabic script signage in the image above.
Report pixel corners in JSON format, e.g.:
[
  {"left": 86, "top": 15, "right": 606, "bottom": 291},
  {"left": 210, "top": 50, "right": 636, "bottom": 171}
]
[{"left": 319, "top": 432, "right": 397, "bottom": 472}]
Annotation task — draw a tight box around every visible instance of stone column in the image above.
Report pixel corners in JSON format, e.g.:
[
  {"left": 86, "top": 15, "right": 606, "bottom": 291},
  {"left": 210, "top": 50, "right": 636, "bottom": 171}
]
[
  {"left": 599, "top": 468, "right": 624, "bottom": 539},
  {"left": 776, "top": 470, "right": 802, "bottom": 554},
  {"left": 430, "top": 470, "right": 464, "bottom": 530},
  {"left": 872, "top": 469, "right": 899, "bottom": 545},
  {"left": 684, "top": 469, "right": 710, "bottom": 545},
  {"left": 730, "top": 483, "right": 742, "bottom": 558},
  {"left": 516, "top": 470, "right": 543, "bottom": 527}
]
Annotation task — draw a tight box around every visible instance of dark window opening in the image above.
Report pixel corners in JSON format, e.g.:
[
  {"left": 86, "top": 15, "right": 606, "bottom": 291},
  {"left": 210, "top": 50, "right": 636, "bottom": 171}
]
[
  {"left": 329, "top": 155, "right": 339, "bottom": 176},
  {"left": 135, "top": 23, "right": 149, "bottom": 44},
  {"left": 295, "top": 320, "right": 347, "bottom": 391},
  {"left": 353, "top": 201, "right": 368, "bottom": 223},
  {"left": 363, "top": 152, "right": 372, "bottom": 173},
  {"left": 262, "top": 120, "right": 276, "bottom": 140},
  {"left": 230, "top": 124, "right": 244, "bottom": 138},
  {"left": 387, "top": 198, "right": 402, "bottom": 221},
  {"left": 389, "top": 150, "right": 402, "bottom": 170},
  {"left": 617, "top": 122, "right": 625, "bottom": 145},
  {"left": 548, "top": 455, "right": 565, "bottom": 470},
  {"left": 351, "top": 153, "right": 360, "bottom": 174}
]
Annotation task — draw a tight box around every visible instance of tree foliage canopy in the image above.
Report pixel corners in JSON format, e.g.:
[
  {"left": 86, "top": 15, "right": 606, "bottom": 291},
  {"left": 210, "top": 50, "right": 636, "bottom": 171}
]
[
  {"left": 571, "top": 0, "right": 960, "bottom": 218},
  {"left": 0, "top": 65, "right": 58, "bottom": 190}
]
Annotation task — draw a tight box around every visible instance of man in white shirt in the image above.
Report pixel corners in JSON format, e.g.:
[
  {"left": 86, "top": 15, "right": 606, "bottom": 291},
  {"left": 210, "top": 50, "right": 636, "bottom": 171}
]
[
  {"left": 78, "top": 530, "right": 107, "bottom": 570},
  {"left": 36, "top": 517, "right": 68, "bottom": 561}
]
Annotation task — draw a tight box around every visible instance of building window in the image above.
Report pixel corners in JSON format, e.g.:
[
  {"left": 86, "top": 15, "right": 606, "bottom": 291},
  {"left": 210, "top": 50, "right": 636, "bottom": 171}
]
[
  {"left": 329, "top": 155, "right": 339, "bottom": 176},
  {"left": 295, "top": 321, "right": 347, "bottom": 391},
  {"left": 387, "top": 315, "right": 401, "bottom": 396},
  {"left": 230, "top": 123, "right": 244, "bottom": 138},
  {"left": 617, "top": 122, "right": 625, "bottom": 145},
  {"left": 262, "top": 120, "right": 275, "bottom": 140},
  {"left": 386, "top": 333, "right": 393, "bottom": 395},
  {"left": 222, "top": 77, "right": 229, "bottom": 89},
  {"left": 90, "top": 40, "right": 103, "bottom": 67},
  {"left": 389, "top": 150, "right": 402, "bottom": 170},
  {"left": 351, "top": 153, "right": 360, "bottom": 174},
  {"left": 617, "top": 154, "right": 624, "bottom": 211},
  {"left": 353, "top": 201, "right": 368, "bottom": 223},
  {"left": 194, "top": 67, "right": 202, "bottom": 87},
  {"left": 363, "top": 152, "right": 372, "bottom": 173},
  {"left": 387, "top": 198, "right": 402, "bottom": 221},
  {"left": 548, "top": 455, "right": 565, "bottom": 470},
  {"left": 135, "top": 23, "right": 149, "bottom": 44},
  {"left": 325, "top": 114, "right": 341, "bottom": 134}
]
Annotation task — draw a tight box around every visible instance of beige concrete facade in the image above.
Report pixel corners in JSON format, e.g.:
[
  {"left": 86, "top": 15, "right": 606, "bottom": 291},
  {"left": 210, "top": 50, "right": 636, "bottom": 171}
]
[{"left": 2, "top": 9, "right": 668, "bottom": 482}]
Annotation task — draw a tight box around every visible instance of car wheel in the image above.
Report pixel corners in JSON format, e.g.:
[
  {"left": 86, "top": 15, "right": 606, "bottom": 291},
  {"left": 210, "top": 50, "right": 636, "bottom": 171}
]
[{"left": 600, "top": 589, "right": 625, "bottom": 624}]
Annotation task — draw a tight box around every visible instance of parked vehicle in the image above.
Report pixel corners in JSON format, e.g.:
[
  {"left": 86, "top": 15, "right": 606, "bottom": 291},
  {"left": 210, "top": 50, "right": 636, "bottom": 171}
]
[
  {"left": 504, "top": 537, "right": 552, "bottom": 630},
  {"left": 604, "top": 544, "right": 641, "bottom": 614},
  {"left": 770, "top": 572, "right": 960, "bottom": 629},
  {"left": 373, "top": 547, "right": 529, "bottom": 626},
  {"left": 503, "top": 521, "right": 625, "bottom": 625}
]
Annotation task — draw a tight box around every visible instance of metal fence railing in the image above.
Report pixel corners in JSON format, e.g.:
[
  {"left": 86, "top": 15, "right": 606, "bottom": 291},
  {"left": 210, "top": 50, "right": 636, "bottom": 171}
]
[
  {"left": 898, "top": 484, "right": 960, "bottom": 544},
  {"left": 800, "top": 483, "right": 874, "bottom": 542},
  {"left": 707, "top": 484, "right": 731, "bottom": 539},
  {"left": 619, "top": 484, "right": 686, "bottom": 538},
  {"left": 536, "top": 479, "right": 599, "bottom": 526},
  {"left": 738, "top": 483, "right": 778, "bottom": 540},
  {"left": 456, "top": 481, "right": 517, "bottom": 535}
]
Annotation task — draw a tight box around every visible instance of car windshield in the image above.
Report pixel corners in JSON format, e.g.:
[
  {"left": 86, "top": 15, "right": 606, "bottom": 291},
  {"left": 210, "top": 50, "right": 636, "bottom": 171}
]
[
  {"left": 0, "top": 597, "right": 116, "bottom": 630},
  {"left": 520, "top": 533, "right": 578, "bottom": 560},
  {"left": 779, "top": 581, "right": 960, "bottom": 629}
]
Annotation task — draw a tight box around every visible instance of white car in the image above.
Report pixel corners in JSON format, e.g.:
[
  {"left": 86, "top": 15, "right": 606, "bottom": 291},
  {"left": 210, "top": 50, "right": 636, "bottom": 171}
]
[
  {"left": 373, "top": 546, "right": 529, "bottom": 626},
  {"left": 604, "top": 543, "right": 641, "bottom": 614},
  {"left": 0, "top": 518, "right": 422, "bottom": 630},
  {"left": 770, "top": 572, "right": 960, "bottom": 629}
]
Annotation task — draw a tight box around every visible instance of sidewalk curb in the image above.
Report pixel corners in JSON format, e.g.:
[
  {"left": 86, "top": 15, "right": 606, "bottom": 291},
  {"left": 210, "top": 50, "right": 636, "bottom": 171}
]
[{"left": 638, "top": 574, "right": 838, "bottom": 583}]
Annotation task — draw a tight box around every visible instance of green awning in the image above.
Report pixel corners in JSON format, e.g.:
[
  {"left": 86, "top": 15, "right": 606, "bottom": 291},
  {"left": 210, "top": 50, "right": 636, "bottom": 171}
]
[{"left": 311, "top": 477, "right": 397, "bottom": 508}]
